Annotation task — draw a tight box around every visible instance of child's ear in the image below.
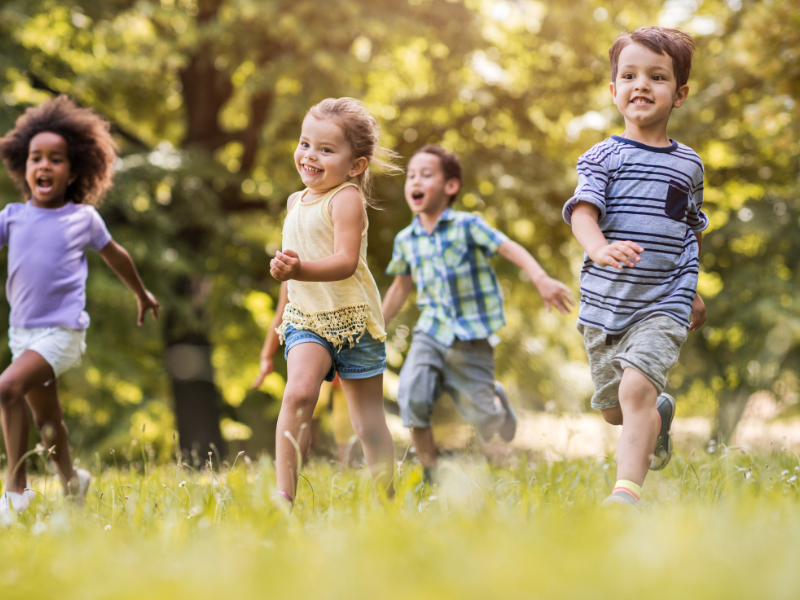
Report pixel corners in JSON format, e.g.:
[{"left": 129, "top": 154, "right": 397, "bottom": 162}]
[
  {"left": 349, "top": 157, "right": 369, "bottom": 178},
  {"left": 68, "top": 173, "right": 77, "bottom": 185},
  {"left": 673, "top": 84, "right": 689, "bottom": 108},
  {"left": 444, "top": 178, "right": 460, "bottom": 197},
  {"left": 609, "top": 81, "right": 616, "bottom": 99}
]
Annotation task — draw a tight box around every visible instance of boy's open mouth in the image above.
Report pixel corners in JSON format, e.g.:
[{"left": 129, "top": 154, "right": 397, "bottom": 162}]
[
  {"left": 411, "top": 191, "right": 424, "bottom": 202},
  {"left": 630, "top": 96, "right": 654, "bottom": 105},
  {"left": 302, "top": 163, "right": 323, "bottom": 174}
]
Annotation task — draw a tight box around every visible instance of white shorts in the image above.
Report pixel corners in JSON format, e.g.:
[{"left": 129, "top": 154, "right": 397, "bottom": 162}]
[{"left": 8, "top": 327, "right": 86, "bottom": 378}]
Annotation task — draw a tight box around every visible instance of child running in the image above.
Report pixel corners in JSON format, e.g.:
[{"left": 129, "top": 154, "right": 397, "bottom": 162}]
[
  {"left": 563, "top": 27, "right": 707, "bottom": 506},
  {"left": 253, "top": 98, "right": 396, "bottom": 507},
  {"left": 0, "top": 96, "right": 160, "bottom": 514},
  {"left": 382, "top": 145, "right": 573, "bottom": 483}
]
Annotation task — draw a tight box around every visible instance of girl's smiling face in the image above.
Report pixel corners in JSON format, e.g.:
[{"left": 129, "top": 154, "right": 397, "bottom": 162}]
[
  {"left": 25, "top": 131, "right": 76, "bottom": 208},
  {"left": 294, "top": 115, "right": 366, "bottom": 193}
]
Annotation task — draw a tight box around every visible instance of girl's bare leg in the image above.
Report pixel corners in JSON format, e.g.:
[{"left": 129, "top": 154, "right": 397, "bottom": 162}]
[
  {"left": 340, "top": 374, "right": 395, "bottom": 498},
  {"left": 276, "top": 343, "right": 331, "bottom": 499},
  {"left": 26, "top": 380, "right": 76, "bottom": 492},
  {"left": 0, "top": 351, "right": 60, "bottom": 494}
]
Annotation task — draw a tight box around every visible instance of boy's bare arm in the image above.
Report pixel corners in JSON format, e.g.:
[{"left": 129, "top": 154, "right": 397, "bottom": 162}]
[
  {"left": 382, "top": 275, "right": 413, "bottom": 327},
  {"left": 690, "top": 231, "right": 706, "bottom": 331},
  {"left": 496, "top": 240, "right": 574, "bottom": 314},
  {"left": 571, "top": 202, "right": 644, "bottom": 269},
  {"left": 98, "top": 240, "right": 160, "bottom": 325},
  {"left": 252, "top": 281, "right": 289, "bottom": 388}
]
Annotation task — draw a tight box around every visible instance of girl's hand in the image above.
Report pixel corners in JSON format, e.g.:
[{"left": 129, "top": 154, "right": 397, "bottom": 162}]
[
  {"left": 690, "top": 293, "right": 706, "bottom": 331},
  {"left": 137, "top": 290, "right": 161, "bottom": 325},
  {"left": 591, "top": 241, "right": 644, "bottom": 269},
  {"left": 251, "top": 355, "right": 274, "bottom": 389},
  {"left": 534, "top": 276, "right": 575, "bottom": 314},
  {"left": 270, "top": 250, "right": 301, "bottom": 281}
]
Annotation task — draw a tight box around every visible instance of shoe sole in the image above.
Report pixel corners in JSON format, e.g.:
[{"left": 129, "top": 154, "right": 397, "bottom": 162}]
[{"left": 650, "top": 393, "right": 675, "bottom": 471}]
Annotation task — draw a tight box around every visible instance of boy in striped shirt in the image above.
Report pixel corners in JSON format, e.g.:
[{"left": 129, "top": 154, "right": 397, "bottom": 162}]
[
  {"left": 384, "top": 145, "right": 573, "bottom": 482},
  {"left": 563, "top": 27, "right": 708, "bottom": 506}
]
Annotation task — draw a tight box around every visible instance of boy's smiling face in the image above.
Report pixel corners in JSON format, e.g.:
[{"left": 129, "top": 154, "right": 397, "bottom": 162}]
[
  {"left": 610, "top": 42, "right": 688, "bottom": 136},
  {"left": 25, "top": 131, "right": 76, "bottom": 208},
  {"left": 404, "top": 152, "right": 460, "bottom": 218}
]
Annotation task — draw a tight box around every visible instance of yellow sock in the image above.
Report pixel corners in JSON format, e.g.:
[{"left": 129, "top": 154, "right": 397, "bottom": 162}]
[{"left": 612, "top": 480, "right": 642, "bottom": 503}]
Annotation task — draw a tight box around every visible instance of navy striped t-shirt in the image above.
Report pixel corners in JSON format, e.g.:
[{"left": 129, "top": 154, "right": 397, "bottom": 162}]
[{"left": 563, "top": 136, "right": 708, "bottom": 335}]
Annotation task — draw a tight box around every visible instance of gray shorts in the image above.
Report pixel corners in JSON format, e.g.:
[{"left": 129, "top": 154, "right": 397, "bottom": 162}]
[
  {"left": 397, "top": 332, "right": 504, "bottom": 439},
  {"left": 578, "top": 316, "right": 688, "bottom": 410}
]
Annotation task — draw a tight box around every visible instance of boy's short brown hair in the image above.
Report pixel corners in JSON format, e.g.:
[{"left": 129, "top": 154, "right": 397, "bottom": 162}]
[
  {"left": 0, "top": 95, "right": 118, "bottom": 206},
  {"left": 609, "top": 27, "right": 695, "bottom": 89},
  {"left": 413, "top": 144, "right": 462, "bottom": 205}
]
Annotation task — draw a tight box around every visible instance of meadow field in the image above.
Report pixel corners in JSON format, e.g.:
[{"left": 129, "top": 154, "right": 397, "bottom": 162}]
[{"left": 2, "top": 443, "right": 800, "bottom": 600}]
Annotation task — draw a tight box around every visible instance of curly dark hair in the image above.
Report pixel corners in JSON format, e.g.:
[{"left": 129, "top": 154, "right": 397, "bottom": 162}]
[{"left": 0, "top": 95, "right": 118, "bottom": 206}]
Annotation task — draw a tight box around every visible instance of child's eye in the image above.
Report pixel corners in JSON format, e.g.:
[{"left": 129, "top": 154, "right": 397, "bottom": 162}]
[
  {"left": 322, "top": 148, "right": 332, "bottom": 153},
  {"left": 622, "top": 73, "right": 634, "bottom": 80},
  {"left": 300, "top": 142, "right": 308, "bottom": 148},
  {"left": 652, "top": 75, "right": 665, "bottom": 81}
]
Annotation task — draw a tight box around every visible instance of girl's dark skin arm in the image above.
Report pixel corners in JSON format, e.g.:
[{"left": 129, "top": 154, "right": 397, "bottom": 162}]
[{"left": 97, "top": 240, "right": 161, "bottom": 325}]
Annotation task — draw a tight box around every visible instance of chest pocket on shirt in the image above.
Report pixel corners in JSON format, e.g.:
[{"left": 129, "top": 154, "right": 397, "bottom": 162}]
[
  {"left": 664, "top": 180, "right": 690, "bottom": 222},
  {"left": 441, "top": 236, "right": 468, "bottom": 269}
]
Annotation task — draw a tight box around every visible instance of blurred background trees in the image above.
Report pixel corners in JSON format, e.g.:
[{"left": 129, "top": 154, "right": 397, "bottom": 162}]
[{"left": 0, "top": 0, "right": 797, "bottom": 458}]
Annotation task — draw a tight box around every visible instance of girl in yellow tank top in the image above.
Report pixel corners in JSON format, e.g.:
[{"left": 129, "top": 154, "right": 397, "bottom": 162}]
[{"left": 252, "top": 98, "right": 398, "bottom": 508}]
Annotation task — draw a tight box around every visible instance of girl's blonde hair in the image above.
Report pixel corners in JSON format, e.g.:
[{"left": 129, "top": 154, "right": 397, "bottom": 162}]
[{"left": 308, "top": 97, "right": 401, "bottom": 207}]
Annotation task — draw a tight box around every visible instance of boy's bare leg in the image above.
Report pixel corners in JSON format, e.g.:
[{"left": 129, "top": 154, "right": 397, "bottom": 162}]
[
  {"left": 0, "top": 351, "right": 57, "bottom": 494},
  {"left": 276, "top": 343, "right": 331, "bottom": 499},
  {"left": 340, "top": 375, "right": 395, "bottom": 498},
  {"left": 26, "top": 380, "right": 76, "bottom": 491},
  {"left": 615, "top": 367, "right": 659, "bottom": 487},
  {"left": 411, "top": 426, "right": 437, "bottom": 468}
]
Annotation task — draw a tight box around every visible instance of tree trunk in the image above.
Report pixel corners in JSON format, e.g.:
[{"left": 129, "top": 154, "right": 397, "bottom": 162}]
[{"left": 714, "top": 388, "right": 751, "bottom": 445}]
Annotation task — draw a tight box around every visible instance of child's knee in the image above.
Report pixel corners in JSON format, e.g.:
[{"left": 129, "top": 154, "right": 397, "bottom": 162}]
[
  {"left": 619, "top": 368, "right": 657, "bottom": 407},
  {"left": 33, "top": 414, "right": 64, "bottom": 440},
  {"left": 601, "top": 408, "right": 623, "bottom": 425},
  {"left": 282, "top": 383, "right": 319, "bottom": 419},
  {"left": 0, "top": 376, "right": 25, "bottom": 409}
]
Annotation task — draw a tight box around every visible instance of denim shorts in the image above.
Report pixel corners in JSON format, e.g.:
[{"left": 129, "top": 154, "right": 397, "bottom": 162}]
[{"left": 283, "top": 325, "right": 386, "bottom": 382}]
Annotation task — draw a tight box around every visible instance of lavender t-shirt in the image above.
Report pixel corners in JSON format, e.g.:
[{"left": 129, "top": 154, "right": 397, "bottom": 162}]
[{"left": 0, "top": 202, "right": 112, "bottom": 329}]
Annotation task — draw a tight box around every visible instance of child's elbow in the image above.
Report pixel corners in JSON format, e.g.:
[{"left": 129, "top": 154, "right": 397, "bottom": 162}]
[{"left": 342, "top": 257, "right": 359, "bottom": 279}]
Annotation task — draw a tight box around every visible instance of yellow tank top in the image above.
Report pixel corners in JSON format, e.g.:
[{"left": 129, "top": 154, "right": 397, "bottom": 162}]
[{"left": 276, "top": 182, "right": 386, "bottom": 350}]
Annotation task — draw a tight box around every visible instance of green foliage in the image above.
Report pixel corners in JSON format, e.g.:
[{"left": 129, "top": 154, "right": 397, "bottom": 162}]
[{"left": 2, "top": 450, "right": 800, "bottom": 598}]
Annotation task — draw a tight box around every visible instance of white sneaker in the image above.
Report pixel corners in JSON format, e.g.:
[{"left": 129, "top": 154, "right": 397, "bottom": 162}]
[
  {"left": 67, "top": 468, "right": 92, "bottom": 506},
  {"left": 0, "top": 490, "right": 34, "bottom": 514}
]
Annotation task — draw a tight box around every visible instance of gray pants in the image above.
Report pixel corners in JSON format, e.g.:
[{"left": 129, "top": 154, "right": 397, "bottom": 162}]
[
  {"left": 397, "top": 332, "right": 504, "bottom": 439},
  {"left": 578, "top": 315, "right": 688, "bottom": 410}
]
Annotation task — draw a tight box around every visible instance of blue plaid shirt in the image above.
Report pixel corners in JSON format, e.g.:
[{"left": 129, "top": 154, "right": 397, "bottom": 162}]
[{"left": 386, "top": 207, "right": 509, "bottom": 346}]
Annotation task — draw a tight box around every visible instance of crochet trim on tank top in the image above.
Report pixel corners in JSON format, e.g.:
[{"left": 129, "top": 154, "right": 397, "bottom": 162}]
[{"left": 277, "top": 302, "right": 377, "bottom": 351}]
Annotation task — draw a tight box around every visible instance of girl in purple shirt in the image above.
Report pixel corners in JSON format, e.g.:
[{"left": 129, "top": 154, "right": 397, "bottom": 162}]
[{"left": 0, "top": 96, "right": 160, "bottom": 514}]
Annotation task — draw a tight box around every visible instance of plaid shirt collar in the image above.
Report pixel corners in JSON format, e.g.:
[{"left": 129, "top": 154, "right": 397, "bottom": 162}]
[{"left": 410, "top": 206, "right": 456, "bottom": 237}]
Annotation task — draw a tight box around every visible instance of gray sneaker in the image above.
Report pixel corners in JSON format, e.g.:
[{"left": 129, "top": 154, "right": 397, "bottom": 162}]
[
  {"left": 495, "top": 382, "right": 517, "bottom": 443},
  {"left": 650, "top": 394, "right": 676, "bottom": 471}
]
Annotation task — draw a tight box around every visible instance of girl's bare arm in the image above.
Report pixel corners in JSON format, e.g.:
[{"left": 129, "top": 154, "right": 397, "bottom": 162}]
[
  {"left": 271, "top": 187, "right": 365, "bottom": 282},
  {"left": 98, "top": 240, "right": 160, "bottom": 325}
]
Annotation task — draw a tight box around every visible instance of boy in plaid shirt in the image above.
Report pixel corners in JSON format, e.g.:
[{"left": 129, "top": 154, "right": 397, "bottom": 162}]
[{"left": 383, "top": 145, "right": 573, "bottom": 480}]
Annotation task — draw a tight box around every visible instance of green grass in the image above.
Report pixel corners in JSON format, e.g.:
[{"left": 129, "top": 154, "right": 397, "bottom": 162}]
[{"left": 2, "top": 447, "right": 800, "bottom": 599}]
